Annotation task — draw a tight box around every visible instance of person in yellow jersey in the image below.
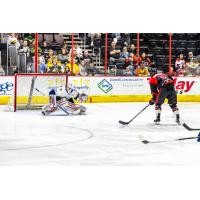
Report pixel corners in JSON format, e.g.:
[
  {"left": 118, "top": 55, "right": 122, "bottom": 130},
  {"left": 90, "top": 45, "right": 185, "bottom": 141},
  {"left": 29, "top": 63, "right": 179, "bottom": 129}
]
[{"left": 138, "top": 62, "right": 148, "bottom": 76}]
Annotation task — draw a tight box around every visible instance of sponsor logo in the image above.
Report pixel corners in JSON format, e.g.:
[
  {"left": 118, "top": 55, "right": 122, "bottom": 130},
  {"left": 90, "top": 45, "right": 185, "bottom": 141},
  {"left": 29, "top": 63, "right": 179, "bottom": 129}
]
[
  {"left": 173, "top": 78, "right": 195, "bottom": 93},
  {"left": 110, "top": 77, "right": 143, "bottom": 82},
  {"left": 0, "top": 82, "right": 14, "bottom": 95},
  {"left": 98, "top": 79, "right": 113, "bottom": 93},
  {"left": 147, "top": 77, "right": 195, "bottom": 93},
  {"left": 72, "top": 78, "right": 90, "bottom": 91}
]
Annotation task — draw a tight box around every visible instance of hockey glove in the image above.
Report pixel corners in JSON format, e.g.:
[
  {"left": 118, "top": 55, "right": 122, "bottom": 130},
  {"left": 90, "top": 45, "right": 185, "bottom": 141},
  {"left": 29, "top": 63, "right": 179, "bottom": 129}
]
[
  {"left": 149, "top": 98, "right": 155, "bottom": 105},
  {"left": 78, "top": 93, "right": 88, "bottom": 102}
]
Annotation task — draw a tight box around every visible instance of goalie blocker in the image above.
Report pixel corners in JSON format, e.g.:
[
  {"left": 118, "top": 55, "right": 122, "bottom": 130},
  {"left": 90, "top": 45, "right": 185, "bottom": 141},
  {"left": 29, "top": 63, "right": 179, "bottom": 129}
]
[{"left": 42, "top": 84, "right": 88, "bottom": 116}]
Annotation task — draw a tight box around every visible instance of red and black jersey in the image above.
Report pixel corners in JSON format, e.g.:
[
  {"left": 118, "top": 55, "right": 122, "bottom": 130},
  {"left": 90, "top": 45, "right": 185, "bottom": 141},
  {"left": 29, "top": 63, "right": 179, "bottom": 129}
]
[{"left": 149, "top": 73, "right": 174, "bottom": 99}]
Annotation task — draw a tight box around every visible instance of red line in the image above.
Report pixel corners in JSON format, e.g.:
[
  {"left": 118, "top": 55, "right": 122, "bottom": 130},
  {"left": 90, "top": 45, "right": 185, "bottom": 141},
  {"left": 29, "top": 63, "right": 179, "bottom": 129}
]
[
  {"left": 105, "top": 33, "right": 108, "bottom": 76},
  {"left": 14, "top": 74, "right": 17, "bottom": 112},
  {"left": 34, "top": 33, "right": 38, "bottom": 73},
  {"left": 136, "top": 33, "right": 140, "bottom": 76},
  {"left": 71, "top": 33, "right": 74, "bottom": 76},
  {"left": 169, "top": 33, "right": 172, "bottom": 71}
]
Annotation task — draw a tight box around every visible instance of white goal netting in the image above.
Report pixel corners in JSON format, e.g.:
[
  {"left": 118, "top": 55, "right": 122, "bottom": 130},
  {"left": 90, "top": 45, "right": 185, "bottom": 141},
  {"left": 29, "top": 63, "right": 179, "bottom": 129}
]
[{"left": 13, "top": 74, "right": 67, "bottom": 111}]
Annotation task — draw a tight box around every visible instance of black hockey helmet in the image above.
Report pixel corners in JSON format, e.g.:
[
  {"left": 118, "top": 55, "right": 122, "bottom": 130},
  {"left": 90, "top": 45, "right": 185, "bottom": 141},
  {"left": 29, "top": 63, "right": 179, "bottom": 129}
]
[
  {"left": 162, "top": 66, "right": 169, "bottom": 73},
  {"left": 149, "top": 64, "right": 157, "bottom": 77}
]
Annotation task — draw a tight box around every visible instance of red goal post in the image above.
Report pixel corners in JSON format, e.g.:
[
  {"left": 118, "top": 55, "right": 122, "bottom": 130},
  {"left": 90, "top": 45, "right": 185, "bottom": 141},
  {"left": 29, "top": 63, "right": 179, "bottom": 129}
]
[{"left": 14, "top": 73, "right": 68, "bottom": 112}]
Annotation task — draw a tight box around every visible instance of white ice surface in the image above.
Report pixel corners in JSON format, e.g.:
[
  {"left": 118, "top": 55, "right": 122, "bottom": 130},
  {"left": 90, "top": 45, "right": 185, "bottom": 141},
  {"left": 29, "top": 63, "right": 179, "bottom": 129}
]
[{"left": 0, "top": 103, "right": 200, "bottom": 165}]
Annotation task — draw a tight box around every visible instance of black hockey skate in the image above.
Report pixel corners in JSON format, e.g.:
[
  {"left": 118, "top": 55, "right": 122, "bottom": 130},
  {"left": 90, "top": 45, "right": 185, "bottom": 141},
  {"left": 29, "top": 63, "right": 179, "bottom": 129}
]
[
  {"left": 42, "top": 111, "right": 46, "bottom": 116},
  {"left": 154, "top": 113, "right": 160, "bottom": 125}
]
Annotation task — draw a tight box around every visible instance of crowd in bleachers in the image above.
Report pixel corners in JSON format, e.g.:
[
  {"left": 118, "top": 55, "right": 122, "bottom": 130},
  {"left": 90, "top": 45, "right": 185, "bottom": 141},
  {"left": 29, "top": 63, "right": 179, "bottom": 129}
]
[
  {"left": 0, "top": 33, "right": 200, "bottom": 76},
  {"left": 0, "top": 33, "right": 35, "bottom": 74},
  {"left": 36, "top": 34, "right": 100, "bottom": 76},
  {"left": 107, "top": 33, "right": 200, "bottom": 77}
]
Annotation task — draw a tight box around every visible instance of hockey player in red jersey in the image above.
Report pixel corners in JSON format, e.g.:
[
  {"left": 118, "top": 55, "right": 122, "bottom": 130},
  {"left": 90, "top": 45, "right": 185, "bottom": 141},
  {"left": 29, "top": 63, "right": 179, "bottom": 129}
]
[{"left": 149, "top": 66, "right": 180, "bottom": 124}]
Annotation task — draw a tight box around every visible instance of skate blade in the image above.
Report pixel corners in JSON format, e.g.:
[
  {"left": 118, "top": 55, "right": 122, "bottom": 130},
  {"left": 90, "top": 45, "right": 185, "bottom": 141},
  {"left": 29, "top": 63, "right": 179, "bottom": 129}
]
[{"left": 154, "top": 122, "right": 160, "bottom": 125}]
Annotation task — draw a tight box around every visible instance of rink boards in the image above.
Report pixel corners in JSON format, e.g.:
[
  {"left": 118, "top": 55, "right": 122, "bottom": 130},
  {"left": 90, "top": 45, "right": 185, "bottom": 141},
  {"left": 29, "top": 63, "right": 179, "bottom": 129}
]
[{"left": 1, "top": 75, "right": 200, "bottom": 105}]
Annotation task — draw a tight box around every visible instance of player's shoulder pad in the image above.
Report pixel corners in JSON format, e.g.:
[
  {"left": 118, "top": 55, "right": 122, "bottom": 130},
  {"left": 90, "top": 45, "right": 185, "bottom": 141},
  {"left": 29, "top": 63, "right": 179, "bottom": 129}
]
[{"left": 149, "top": 75, "right": 158, "bottom": 85}]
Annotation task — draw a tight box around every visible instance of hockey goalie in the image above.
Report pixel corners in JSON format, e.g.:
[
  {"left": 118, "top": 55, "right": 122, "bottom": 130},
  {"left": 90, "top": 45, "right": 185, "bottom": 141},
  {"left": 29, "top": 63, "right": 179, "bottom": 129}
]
[{"left": 42, "top": 83, "right": 88, "bottom": 116}]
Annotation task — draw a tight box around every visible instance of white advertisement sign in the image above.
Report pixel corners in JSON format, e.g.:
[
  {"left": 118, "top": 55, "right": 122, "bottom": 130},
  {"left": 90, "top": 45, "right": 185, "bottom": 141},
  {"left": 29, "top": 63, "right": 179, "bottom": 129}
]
[
  {"left": 69, "top": 76, "right": 200, "bottom": 96},
  {"left": 0, "top": 76, "right": 199, "bottom": 98},
  {"left": 0, "top": 76, "right": 15, "bottom": 96}
]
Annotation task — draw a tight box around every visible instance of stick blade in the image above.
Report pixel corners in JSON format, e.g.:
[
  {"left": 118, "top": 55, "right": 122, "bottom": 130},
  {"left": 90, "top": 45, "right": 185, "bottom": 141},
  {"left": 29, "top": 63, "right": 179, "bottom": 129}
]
[
  {"left": 141, "top": 140, "right": 150, "bottom": 144},
  {"left": 138, "top": 135, "right": 150, "bottom": 144},
  {"left": 182, "top": 123, "right": 200, "bottom": 131},
  {"left": 118, "top": 120, "right": 129, "bottom": 125}
]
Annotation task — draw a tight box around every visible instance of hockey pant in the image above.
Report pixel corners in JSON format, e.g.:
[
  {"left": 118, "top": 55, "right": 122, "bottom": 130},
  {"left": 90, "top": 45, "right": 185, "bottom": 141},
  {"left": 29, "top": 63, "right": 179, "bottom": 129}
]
[{"left": 155, "top": 87, "right": 179, "bottom": 116}]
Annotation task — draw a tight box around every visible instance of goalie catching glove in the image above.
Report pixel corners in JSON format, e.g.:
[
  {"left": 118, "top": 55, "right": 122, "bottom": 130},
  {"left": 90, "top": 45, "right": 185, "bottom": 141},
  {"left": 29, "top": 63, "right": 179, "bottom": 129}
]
[{"left": 77, "top": 93, "right": 88, "bottom": 102}]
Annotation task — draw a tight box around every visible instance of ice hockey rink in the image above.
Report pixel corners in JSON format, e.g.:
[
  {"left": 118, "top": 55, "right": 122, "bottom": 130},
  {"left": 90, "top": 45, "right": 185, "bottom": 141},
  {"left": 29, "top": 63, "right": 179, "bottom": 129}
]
[{"left": 0, "top": 102, "right": 200, "bottom": 166}]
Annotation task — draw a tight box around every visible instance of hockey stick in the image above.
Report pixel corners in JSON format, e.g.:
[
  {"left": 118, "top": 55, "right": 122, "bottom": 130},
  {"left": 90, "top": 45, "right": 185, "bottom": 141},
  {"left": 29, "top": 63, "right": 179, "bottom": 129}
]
[
  {"left": 35, "top": 88, "right": 45, "bottom": 96},
  {"left": 119, "top": 104, "right": 150, "bottom": 125},
  {"left": 173, "top": 115, "right": 200, "bottom": 131},
  {"left": 181, "top": 122, "right": 200, "bottom": 131},
  {"left": 138, "top": 134, "right": 200, "bottom": 144},
  {"left": 57, "top": 104, "right": 69, "bottom": 115}
]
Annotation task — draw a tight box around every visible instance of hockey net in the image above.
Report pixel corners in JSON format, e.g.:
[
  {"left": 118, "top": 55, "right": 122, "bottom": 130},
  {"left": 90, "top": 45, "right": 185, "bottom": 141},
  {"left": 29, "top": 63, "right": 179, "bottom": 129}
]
[{"left": 12, "top": 74, "right": 68, "bottom": 112}]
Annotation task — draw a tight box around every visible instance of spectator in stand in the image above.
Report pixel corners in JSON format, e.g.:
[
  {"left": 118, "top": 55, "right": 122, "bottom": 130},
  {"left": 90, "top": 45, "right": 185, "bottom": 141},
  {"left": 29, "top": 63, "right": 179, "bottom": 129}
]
[
  {"left": 67, "top": 50, "right": 80, "bottom": 64},
  {"left": 122, "top": 33, "right": 131, "bottom": 46},
  {"left": 23, "top": 33, "right": 35, "bottom": 44},
  {"left": 19, "top": 40, "right": 30, "bottom": 56},
  {"left": 129, "top": 44, "right": 136, "bottom": 54},
  {"left": 120, "top": 47, "right": 133, "bottom": 66},
  {"left": 109, "top": 41, "right": 121, "bottom": 65},
  {"left": 47, "top": 59, "right": 62, "bottom": 73},
  {"left": 62, "top": 41, "right": 69, "bottom": 53},
  {"left": 123, "top": 52, "right": 138, "bottom": 76},
  {"left": 18, "top": 40, "right": 32, "bottom": 72},
  {"left": 138, "top": 52, "right": 151, "bottom": 68},
  {"left": 38, "top": 52, "right": 46, "bottom": 73},
  {"left": 88, "top": 33, "right": 102, "bottom": 47},
  {"left": 79, "top": 60, "right": 87, "bottom": 76},
  {"left": 80, "top": 50, "right": 97, "bottom": 76},
  {"left": 58, "top": 48, "right": 69, "bottom": 72},
  {"left": 41, "top": 41, "right": 49, "bottom": 60},
  {"left": 120, "top": 47, "right": 134, "bottom": 72},
  {"left": 185, "top": 51, "right": 199, "bottom": 76},
  {"left": 58, "top": 49, "right": 68, "bottom": 65},
  {"left": 111, "top": 33, "right": 121, "bottom": 43},
  {"left": 7, "top": 33, "right": 20, "bottom": 49},
  {"left": 66, "top": 50, "right": 80, "bottom": 75},
  {"left": 174, "top": 53, "right": 186, "bottom": 76},
  {"left": 29, "top": 40, "right": 40, "bottom": 59},
  {"left": 129, "top": 52, "right": 138, "bottom": 64},
  {"left": 46, "top": 49, "right": 56, "bottom": 67},
  {"left": 138, "top": 62, "right": 148, "bottom": 77},
  {"left": 31, "top": 50, "right": 46, "bottom": 73},
  {"left": 69, "top": 43, "right": 82, "bottom": 58}
]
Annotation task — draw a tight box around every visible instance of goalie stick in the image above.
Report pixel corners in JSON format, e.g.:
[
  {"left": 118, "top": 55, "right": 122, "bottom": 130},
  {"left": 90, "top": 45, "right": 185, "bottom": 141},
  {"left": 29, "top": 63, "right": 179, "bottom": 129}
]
[
  {"left": 138, "top": 134, "right": 200, "bottom": 144},
  {"left": 119, "top": 104, "right": 150, "bottom": 125}
]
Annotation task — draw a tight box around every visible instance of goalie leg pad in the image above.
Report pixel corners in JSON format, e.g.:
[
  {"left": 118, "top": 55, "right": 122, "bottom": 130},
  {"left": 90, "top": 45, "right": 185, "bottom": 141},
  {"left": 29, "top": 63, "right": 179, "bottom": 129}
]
[
  {"left": 42, "top": 105, "right": 58, "bottom": 115},
  {"left": 80, "top": 105, "right": 87, "bottom": 112},
  {"left": 57, "top": 97, "right": 81, "bottom": 114}
]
